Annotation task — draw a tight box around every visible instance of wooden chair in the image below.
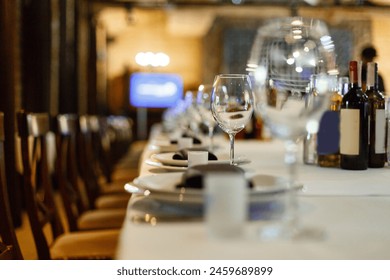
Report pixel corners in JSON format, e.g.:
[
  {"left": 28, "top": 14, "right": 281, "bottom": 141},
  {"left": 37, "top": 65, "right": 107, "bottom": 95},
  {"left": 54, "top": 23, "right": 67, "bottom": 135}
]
[
  {"left": 77, "top": 115, "right": 131, "bottom": 210},
  {"left": 0, "top": 112, "right": 23, "bottom": 260},
  {"left": 90, "top": 115, "right": 115, "bottom": 184},
  {"left": 55, "top": 114, "right": 126, "bottom": 232},
  {"left": 17, "top": 111, "right": 120, "bottom": 260},
  {"left": 95, "top": 115, "right": 137, "bottom": 183}
]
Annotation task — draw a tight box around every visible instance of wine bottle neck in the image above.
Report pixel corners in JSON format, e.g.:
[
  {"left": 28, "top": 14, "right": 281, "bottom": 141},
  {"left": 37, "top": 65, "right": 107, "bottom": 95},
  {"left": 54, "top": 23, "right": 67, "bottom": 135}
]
[
  {"left": 349, "top": 61, "right": 362, "bottom": 88},
  {"left": 366, "top": 62, "right": 378, "bottom": 89}
]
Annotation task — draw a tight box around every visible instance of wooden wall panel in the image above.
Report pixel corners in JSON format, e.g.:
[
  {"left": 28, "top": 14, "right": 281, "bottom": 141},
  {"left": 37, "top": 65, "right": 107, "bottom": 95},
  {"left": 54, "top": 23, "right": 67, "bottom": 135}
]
[
  {"left": 0, "top": 0, "right": 22, "bottom": 226},
  {"left": 21, "top": 0, "right": 51, "bottom": 112}
]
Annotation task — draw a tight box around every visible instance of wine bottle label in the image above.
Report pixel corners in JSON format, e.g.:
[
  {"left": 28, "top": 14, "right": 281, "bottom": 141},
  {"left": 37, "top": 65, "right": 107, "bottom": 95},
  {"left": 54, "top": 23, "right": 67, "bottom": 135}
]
[
  {"left": 317, "top": 111, "right": 340, "bottom": 155},
  {"left": 340, "top": 109, "right": 360, "bottom": 155},
  {"left": 375, "top": 109, "right": 386, "bottom": 153}
]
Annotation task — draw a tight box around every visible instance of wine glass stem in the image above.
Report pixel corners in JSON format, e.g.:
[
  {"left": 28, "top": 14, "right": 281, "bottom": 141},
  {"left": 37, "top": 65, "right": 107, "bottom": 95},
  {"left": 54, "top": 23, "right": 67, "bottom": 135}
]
[
  {"left": 284, "top": 139, "right": 298, "bottom": 187},
  {"left": 208, "top": 126, "right": 214, "bottom": 151},
  {"left": 229, "top": 133, "right": 235, "bottom": 165}
]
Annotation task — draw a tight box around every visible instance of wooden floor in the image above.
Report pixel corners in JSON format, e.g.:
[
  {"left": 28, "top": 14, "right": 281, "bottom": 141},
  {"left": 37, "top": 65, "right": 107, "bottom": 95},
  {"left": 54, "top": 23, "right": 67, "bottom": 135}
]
[{"left": 15, "top": 140, "right": 146, "bottom": 260}]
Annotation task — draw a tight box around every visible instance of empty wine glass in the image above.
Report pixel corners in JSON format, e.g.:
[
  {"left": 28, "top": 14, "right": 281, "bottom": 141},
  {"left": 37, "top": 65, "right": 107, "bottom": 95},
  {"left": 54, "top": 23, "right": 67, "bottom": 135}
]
[
  {"left": 247, "top": 17, "right": 337, "bottom": 185},
  {"left": 211, "top": 74, "right": 254, "bottom": 165},
  {"left": 180, "top": 90, "right": 203, "bottom": 136},
  {"left": 197, "top": 84, "right": 217, "bottom": 150}
]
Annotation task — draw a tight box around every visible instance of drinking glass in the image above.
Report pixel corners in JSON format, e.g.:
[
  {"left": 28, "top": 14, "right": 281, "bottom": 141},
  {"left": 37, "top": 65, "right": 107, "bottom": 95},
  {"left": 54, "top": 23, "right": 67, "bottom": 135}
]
[
  {"left": 180, "top": 90, "right": 202, "bottom": 136},
  {"left": 197, "top": 84, "right": 217, "bottom": 150},
  {"left": 247, "top": 17, "right": 337, "bottom": 185},
  {"left": 211, "top": 74, "right": 254, "bottom": 165}
]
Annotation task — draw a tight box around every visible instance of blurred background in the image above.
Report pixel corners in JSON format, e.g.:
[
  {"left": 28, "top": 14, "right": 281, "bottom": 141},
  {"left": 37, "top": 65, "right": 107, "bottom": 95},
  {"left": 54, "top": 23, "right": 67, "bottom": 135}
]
[
  {"left": 101, "top": 1, "right": 390, "bottom": 132},
  {"left": 2, "top": 0, "right": 390, "bottom": 140}
]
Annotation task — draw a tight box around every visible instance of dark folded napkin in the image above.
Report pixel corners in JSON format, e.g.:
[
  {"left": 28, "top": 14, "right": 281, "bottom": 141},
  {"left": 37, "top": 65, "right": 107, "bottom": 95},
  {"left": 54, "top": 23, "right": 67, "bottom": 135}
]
[
  {"left": 172, "top": 148, "right": 218, "bottom": 160},
  {"left": 170, "top": 134, "right": 202, "bottom": 145},
  {"left": 175, "top": 163, "right": 252, "bottom": 189},
  {"left": 229, "top": 113, "right": 244, "bottom": 119}
]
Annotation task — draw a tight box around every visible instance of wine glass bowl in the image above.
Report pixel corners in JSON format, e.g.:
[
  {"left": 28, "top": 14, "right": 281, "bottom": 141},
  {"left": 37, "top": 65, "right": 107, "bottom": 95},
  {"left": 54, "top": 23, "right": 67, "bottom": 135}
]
[
  {"left": 182, "top": 90, "right": 203, "bottom": 135},
  {"left": 248, "top": 17, "right": 337, "bottom": 141},
  {"left": 211, "top": 74, "right": 254, "bottom": 165},
  {"left": 212, "top": 104, "right": 253, "bottom": 134}
]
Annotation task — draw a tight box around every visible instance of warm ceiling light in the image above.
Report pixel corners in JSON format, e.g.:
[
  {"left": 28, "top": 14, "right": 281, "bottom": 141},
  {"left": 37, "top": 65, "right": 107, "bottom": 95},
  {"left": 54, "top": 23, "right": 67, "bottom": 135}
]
[{"left": 135, "top": 52, "right": 170, "bottom": 67}]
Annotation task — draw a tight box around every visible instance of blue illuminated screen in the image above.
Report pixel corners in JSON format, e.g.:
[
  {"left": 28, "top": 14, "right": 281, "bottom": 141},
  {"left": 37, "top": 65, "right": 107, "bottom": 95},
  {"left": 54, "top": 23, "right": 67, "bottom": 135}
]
[{"left": 130, "top": 73, "right": 183, "bottom": 108}]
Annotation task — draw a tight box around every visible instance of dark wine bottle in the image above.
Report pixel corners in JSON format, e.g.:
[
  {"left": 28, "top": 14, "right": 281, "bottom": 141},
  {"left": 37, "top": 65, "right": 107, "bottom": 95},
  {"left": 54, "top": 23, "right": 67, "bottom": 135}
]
[
  {"left": 366, "top": 62, "right": 386, "bottom": 168},
  {"left": 340, "top": 61, "right": 369, "bottom": 170}
]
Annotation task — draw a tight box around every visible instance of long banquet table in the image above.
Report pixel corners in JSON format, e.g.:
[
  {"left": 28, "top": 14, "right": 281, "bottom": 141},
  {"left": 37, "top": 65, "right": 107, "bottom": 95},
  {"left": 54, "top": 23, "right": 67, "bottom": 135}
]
[{"left": 116, "top": 125, "right": 390, "bottom": 260}]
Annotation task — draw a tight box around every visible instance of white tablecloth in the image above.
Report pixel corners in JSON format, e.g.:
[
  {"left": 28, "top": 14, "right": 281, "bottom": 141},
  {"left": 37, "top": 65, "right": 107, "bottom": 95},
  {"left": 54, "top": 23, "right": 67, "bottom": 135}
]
[{"left": 116, "top": 125, "right": 390, "bottom": 260}]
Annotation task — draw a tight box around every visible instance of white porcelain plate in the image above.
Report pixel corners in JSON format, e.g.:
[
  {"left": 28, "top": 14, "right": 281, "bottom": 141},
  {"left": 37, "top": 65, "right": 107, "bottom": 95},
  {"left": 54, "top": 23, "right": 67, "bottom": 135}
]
[
  {"left": 145, "top": 159, "right": 187, "bottom": 171},
  {"left": 149, "top": 143, "right": 207, "bottom": 153},
  {"left": 151, "top": 152, "right": 250, "bottom": 167},
  {"left": 125, "top": 172, "right": 302, "bottom": 205}
]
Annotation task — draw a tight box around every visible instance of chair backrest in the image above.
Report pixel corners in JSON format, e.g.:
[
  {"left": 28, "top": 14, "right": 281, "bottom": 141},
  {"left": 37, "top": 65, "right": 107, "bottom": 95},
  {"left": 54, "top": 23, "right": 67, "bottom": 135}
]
[
  {"left": 17, "top": 111, "right": 64, "bottom": 260},
  {"left": 100, "top": 115, "right": 134, "bottom": 181},
  {"left": 106, "top": 115, "right": 133, "bottom": 166},
  {"left": 90, "top": 115, "right": 113, "bottom": 184},
  {"left": 82, "top": 115, "right": 114, "bottom": 182},
  {"left": 0, "top": 112, "right": 23, "bottom": 260},
  {"left": 76, "top": 115, "right": 134, "bottom": 206},
  {"left": 56, "top": 114, "right": 88, "bottom": 231},
  {"left": 76, "top": 115, "right": 105, "bottom": 209}
]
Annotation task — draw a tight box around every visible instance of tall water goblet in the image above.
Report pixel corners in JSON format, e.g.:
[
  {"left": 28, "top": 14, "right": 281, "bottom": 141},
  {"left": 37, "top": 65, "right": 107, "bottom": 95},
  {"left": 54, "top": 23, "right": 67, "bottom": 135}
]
[
  {"left": 211, "top": 74, "right": 254, "bottom": 165},
  {"left": 197, "top": 84, "right": 217, "bottom": 150},
  {"left": 247, "top": 17, "right": 337, "bottom": 186}
]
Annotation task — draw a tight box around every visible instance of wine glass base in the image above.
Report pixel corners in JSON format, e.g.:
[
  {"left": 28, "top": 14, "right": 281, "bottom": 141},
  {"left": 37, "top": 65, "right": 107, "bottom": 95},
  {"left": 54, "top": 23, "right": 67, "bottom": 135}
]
[{"left": 245, "top": 222, "right": 326, "bottom": 242}]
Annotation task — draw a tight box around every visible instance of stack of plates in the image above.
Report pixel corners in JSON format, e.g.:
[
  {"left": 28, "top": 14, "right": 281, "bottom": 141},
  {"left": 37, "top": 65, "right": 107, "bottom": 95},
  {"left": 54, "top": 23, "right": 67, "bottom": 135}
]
[{"left": 125, "top": 173, "right": 302, "bottom": 220}]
